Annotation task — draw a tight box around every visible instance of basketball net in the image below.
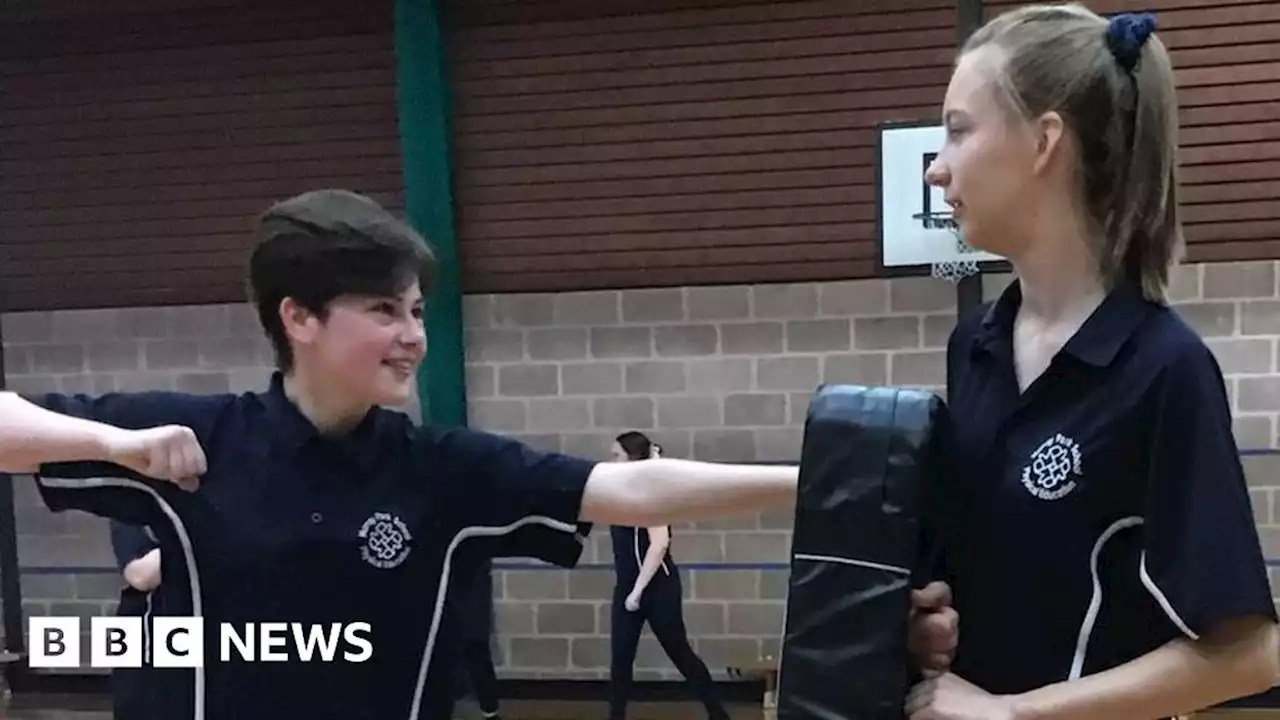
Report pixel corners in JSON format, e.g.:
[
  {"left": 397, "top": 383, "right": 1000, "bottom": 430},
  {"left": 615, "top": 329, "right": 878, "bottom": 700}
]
[{"left": 913, "top": 211, "right": 979, "bottom": 283}]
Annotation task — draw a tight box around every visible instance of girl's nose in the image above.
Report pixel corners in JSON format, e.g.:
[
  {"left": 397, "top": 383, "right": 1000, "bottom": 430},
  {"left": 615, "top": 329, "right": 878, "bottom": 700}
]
[{"left": 924, "top": 157, "right": 949, "bottom": 188}]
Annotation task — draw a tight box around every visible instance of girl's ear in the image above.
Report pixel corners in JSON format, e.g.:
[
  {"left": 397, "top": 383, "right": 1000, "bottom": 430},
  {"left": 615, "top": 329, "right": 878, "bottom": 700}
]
[{"left": 1031, "top": 109, "right": 1066, "bottom": 178}]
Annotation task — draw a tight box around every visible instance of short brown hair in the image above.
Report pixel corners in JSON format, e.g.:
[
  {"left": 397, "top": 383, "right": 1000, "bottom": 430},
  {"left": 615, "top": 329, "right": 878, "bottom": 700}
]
[
  {"left": 963, "top": 4, "right": 1181, "bottom": 303},
  {"left": 248, "top": 189, "right": 437, "bottom": 370}
]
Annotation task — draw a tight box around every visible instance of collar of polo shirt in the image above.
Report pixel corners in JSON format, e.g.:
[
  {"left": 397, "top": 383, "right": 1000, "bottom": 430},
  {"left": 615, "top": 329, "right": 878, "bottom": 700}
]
[{"left": 972, "top": 278, "right": 1155, "bottom": 368}]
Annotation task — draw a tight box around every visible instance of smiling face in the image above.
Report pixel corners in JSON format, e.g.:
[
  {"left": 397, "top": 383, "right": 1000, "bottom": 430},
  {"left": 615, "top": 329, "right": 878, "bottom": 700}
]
[
  {"left": 249, "top": 189, "right": 438, "bottom": 416},
  {"left": 283, "top": 283, "right": 427, "bottom": 409},
  {"left": 924, "top": 47, "right": 1051, "bottom": 261}
]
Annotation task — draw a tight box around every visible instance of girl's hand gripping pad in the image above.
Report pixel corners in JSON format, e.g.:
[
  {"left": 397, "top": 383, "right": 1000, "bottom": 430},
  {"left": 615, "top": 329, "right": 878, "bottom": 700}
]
[{"left": 776, "top": 384, "right": 949, "bottom": 720}]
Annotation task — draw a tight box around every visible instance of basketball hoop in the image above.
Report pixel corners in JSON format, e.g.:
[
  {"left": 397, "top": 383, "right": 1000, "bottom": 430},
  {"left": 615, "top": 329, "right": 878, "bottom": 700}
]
[{"left": 912, "top": 211, "right": 979, "bottom": 283}]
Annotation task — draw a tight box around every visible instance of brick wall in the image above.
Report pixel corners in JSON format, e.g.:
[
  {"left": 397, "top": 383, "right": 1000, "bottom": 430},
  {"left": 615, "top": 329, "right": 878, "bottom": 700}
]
[{"left": 3, "top": 260, "right": 1280, "bottom": 680}]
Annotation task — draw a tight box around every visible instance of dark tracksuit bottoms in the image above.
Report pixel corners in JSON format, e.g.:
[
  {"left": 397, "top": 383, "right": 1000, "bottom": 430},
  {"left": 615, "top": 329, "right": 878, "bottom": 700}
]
[
  {"left": 456, "top": 557, "right": 501, "bottom": 717},
  {"left": 609, "top": 525, "right": 729, "bottom": 720}
]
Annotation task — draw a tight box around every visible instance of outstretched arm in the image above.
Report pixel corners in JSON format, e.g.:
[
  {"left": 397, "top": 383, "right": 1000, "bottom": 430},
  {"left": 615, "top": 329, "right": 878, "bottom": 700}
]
[
  {"left": 579, "top": 458, "right": 796, "bottom": 527},
  {"left": 430, "top": 427, "right": 797, "bottom": 569},
  {"left": 0, "top": 391, "right": 206, "bottom": 484},
  {"left": 0, "top": 392, "right": 123, "bottom": 472},
  {"left": 627, "top": 526, "right": 670, "bottom": 605}
]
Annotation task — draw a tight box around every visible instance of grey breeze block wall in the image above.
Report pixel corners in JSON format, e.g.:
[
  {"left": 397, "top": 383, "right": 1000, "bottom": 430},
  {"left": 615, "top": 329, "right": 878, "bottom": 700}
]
[{"left": 4, "top": 260, "right": 1280, "bottom": 680}]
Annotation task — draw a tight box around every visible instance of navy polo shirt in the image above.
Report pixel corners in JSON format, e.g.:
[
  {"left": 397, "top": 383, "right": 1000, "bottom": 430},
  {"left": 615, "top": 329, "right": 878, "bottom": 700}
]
[
  {"left": 29, "top": 373, "right": 596, "bottom": 720},
  {"left": 939, "top": 279, "right": 1276, "bottom": 695}
]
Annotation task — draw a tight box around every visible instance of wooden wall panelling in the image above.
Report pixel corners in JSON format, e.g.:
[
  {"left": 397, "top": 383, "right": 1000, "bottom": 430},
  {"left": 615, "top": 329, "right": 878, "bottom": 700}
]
[
  {"left": 0, "top": 0, "right": 404, "bottom": 311},
  {"left": 444, "top": 0, "right": 960, "bottom": 294},
  {"left": 985, "top": 1, "right": 1280, "bottom": 265}
]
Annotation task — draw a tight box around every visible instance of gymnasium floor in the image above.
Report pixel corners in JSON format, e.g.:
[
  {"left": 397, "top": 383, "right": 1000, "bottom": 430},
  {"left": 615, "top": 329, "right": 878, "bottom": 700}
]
[
  {"left": 3, "top": 697, "right": 1274, "bottom": 720},
  {"left": 3, "top": 696, "right": 768, "bottom": 720}
]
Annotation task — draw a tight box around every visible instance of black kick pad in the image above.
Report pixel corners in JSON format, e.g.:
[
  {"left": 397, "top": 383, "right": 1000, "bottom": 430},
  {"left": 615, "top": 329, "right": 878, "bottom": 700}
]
[{"left": 776, "top": 384, "right": 949, "bottom": 720}]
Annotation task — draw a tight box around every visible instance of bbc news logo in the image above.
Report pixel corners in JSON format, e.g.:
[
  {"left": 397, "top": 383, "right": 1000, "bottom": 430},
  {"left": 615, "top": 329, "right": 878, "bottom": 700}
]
[{"left": 28, "top": 617, "right": 373, "bottom": 668}]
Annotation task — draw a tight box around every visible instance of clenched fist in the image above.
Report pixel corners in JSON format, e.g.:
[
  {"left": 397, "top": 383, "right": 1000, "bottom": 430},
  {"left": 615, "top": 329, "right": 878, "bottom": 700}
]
[
  {"left": 909, "top": 581, "right": 960, "bottom": 677},
  {"left": 103, "top": 425, "right": 207, "bottom": 491},
  {"left": 123, "top": 548, "right": 162, "bottom": 592}
]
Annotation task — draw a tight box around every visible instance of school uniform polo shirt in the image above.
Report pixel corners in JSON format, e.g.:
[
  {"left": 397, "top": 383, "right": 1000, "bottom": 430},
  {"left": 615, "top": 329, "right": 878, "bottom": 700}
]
[
  {"left": 29, "top": 373, "right": 596, "bottom": 720},
  {"left": 939, "top": 279, "right": 1276, "bottom": 695}
]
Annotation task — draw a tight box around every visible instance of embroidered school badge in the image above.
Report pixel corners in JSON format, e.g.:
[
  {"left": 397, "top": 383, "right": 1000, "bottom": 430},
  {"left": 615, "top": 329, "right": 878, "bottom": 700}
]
[
  {"left": 358, "top": 511, "right": 413, "bottom": 569},
  {"left": 1020, "top": 433, "right": 1083, "bottom": 501}
]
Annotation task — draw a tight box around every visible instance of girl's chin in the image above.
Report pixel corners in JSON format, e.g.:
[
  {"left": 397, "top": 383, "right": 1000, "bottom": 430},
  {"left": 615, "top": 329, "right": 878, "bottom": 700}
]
[{"left": 371, "top": 370, "right": 415, "bottom": 405}]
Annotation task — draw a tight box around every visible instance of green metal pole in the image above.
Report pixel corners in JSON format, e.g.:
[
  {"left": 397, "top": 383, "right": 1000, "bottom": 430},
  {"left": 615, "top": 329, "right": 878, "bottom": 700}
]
[{"left": 395, "top": 0, "right": 467, "bottom": 428}]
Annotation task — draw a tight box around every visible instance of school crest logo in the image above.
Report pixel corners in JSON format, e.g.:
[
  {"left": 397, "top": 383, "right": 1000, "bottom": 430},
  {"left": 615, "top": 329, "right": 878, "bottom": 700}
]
[
  {"left": 1020, "top": 433, "right": 1083, "bottom": 501},
  {"left": 358, "top": 511, "right": 412, "bottom": 569}
]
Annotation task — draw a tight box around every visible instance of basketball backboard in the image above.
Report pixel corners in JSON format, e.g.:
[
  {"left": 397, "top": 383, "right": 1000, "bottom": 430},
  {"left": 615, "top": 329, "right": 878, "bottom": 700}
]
[{"left": 875, "top": 120, "right": 1008, "bottom": 279}]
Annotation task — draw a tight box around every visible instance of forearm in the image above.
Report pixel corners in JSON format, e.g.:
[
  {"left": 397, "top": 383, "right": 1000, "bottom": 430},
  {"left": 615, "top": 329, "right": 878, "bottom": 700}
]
[
  {"left": 631, "top": 544, "right": 667, "bottom": 596},
  {"left": 1012, "top": 617, "right": 1278, "bottom": 720},
  {"left": 0, "top": 392, "right": 117, "bottom": 472},
  {"left": 581, "top": 459, "right": 797, "bottom": 526}
]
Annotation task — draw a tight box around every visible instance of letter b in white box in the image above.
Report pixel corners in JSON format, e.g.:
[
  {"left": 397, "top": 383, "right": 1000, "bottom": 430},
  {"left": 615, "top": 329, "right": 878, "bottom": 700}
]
[
  {"left": 28, "top": 617, "right": 81, "bottom": 668},
  {"left": 153, "top": 617, "right": 203, "bottom": 668},
  {"left": 91, "top": 617, "right": 143, "bottom": 668}
]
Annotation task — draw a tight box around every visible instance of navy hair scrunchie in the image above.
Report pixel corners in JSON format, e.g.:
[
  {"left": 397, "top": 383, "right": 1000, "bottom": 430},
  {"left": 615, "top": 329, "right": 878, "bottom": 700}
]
[{"left": 1106, "top": 12, "right": 1157, "bottom": 72}]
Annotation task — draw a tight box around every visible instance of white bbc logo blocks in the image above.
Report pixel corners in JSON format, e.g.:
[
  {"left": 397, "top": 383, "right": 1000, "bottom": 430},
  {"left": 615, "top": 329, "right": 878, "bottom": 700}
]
[
  {"left": 29, "top": 616, "right": 202, "bottom": 669},
  {"left": 27, "top": 617, "right": 82, "bottom": 668},
  {"left": 26, "top": 617, "right": 371, "bottom": 668},
  {"left": 90, "top": 617, "right": 143, "bottom": 668},
  {"left": 153, "top": 617, "right": 203, "bottom": 668}
]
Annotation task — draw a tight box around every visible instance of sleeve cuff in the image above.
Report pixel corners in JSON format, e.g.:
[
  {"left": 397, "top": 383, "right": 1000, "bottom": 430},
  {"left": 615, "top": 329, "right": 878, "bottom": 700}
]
[
  {"left": 32, "top": 471, "right": 75, "bottom": 514},
  {"left": 548, "top": 457, "right": 597, "bottom": 527},
  {"left": 490, "top": 457, "right": 597, "bottom": 568},
  {"left": 1141, "top": 551, "right": 1279, "bottom": 641}
]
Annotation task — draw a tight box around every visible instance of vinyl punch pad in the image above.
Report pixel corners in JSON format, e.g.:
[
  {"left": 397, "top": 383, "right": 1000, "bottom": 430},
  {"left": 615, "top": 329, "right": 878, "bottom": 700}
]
[{"left": 776, "top": 384, "right": 950, "bottom": 720}]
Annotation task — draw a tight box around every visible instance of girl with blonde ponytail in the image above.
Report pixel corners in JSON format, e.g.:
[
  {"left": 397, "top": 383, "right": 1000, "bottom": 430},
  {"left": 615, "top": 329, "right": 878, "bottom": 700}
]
[{"left": 907, "top": 5, "right": 1278, "bottom": 719}]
